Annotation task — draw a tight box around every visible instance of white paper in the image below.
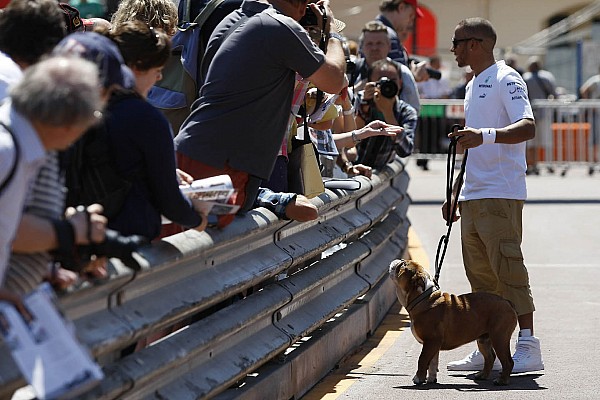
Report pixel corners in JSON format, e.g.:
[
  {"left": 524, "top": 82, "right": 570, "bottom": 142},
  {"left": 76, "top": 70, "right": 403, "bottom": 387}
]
[
  {"left": 0, "top": 283, "right": 103, "bottom": 399},
  {"left": 178, "top": 175, "right": 238, "bottom": 216},
  {"left": 308, "top": 93, "right": 339, "bottom": 124},
  {"left": 192, "top": 201, "right": 240, "bottom": 216}
]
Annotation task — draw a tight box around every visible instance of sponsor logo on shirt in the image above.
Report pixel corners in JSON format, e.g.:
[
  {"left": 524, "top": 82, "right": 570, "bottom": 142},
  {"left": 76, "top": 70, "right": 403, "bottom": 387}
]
[
  {"left": 479, "top": 76, "right": 493, "bottom": 88},
  {"left": 507, "top": 80, "right": 528, "bottom": 100},
  {"left": 508, "top": 84, "right": 526, "bottom": 94}
]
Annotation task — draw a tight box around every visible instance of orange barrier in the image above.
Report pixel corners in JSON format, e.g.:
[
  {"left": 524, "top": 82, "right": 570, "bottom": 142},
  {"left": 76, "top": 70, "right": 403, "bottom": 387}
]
[{"left": 537, "top": 122, "right": 591, "bottom": 162}]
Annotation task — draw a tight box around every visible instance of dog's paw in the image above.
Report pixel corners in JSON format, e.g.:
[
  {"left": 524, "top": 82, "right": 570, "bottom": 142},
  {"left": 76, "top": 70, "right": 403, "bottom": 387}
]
[
  {"left": 412, "top": 375, "right": 426, "bottom": 385},
  {"left": 426, "top": 376, "right": 438, "bottom": 384},
  {"left": 493, "top": 377, "right": 509, "bottom": 386},
  {"left": 473, "top": 371, "right": 489, "bottom": 381}
]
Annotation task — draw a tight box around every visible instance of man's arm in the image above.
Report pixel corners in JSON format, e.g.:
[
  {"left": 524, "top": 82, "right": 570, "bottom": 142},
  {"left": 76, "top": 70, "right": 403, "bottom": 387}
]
[
  {"left": 448, "top": 118, "right": 535, "bottom": 148},
  {"left": 11, "top": 205, "right": 107, "bottom": 253},
  {"left": 307, "top": 36, "right": 346, "bottom": 95},
  {"left": 579, "top": 76, "right": 598, "bottom": 99},
  {"left": 494, "top": 118, "right": 536, "bottom": 144}
]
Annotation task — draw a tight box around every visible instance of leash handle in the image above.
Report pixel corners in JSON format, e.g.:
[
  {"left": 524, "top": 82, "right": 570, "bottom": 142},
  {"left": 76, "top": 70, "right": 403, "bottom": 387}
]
[{"left": 434, "top": 124, "right": 467, "bottom": 287}]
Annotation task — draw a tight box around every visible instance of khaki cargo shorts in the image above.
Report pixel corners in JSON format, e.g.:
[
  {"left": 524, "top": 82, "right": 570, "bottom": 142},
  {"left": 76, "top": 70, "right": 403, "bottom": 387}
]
[{"left": 459, "top": 198, "right": 535, "bottom": 316}]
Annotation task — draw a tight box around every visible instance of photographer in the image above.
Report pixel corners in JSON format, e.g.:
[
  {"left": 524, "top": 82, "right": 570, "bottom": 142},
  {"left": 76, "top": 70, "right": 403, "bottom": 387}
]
[
  {"left": 416, "top": 55, "right": 451, "bottom": 99},
  {"left": 350, "top": 21, "right": 420, "bottom": 113},
  {"left": 353, "top": 59, "right": 417, "bottom": 170}
]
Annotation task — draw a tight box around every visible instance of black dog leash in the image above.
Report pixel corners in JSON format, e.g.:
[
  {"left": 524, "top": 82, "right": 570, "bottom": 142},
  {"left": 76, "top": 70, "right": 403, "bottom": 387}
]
[{"left": 433, "top": 124, "right": 468, "bottom": 288}]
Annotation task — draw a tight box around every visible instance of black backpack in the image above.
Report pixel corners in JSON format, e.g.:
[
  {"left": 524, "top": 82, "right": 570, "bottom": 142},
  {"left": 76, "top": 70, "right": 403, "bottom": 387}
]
[{"left": 63, "top": 90, "right": 144, "bottom": 219}]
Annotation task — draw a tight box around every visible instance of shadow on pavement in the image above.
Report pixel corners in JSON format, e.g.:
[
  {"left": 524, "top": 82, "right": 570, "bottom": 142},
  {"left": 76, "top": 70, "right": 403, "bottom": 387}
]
[{"left": 394, "top": 373, "right": 546, "bottom": 391}]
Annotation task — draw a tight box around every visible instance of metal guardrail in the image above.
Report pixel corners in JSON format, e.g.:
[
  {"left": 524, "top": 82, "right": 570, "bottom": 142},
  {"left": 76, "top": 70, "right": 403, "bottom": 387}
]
[
  {"left": 414, "top": 99, "right": 600, "bottom": 174},
  {"left": 0, "top": 160, "right": 411, "bottom": 400}
]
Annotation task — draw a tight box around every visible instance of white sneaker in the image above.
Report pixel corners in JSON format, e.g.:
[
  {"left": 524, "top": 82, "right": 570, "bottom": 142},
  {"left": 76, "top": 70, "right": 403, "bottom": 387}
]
[
  {"left": 447, "top": 349, "right": 502, "bottom": 371},
  {"left": 512, "top": 335, "right": 544, "bottom": 373}
]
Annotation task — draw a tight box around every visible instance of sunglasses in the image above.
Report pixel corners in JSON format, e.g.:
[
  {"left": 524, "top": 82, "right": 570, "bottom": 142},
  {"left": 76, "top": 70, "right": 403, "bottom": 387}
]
[{"left": 451, "top": 37, "right": 483, "bottom": 47}]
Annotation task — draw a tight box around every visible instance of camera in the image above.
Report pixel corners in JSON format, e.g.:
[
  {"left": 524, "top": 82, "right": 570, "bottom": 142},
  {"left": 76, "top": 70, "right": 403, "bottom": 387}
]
[
  {"left": 408, "top": 58, "right": 442, "bottom": 80},
  {"left": 55, "top": 229, "right": 147, "bottom": 272},
  {"left": 426, "top": 67, "right": 442, "bottom": 80},
  {"left": 299, "top": 4, "right": 324, "bottom": 27},
  {"left": 80, "top": 229, "right": 147, "bottom": 271},
  {"left": 377, "top": 77, "right": 399, "bottom": 99},
  {"left": 346, "top": 59, "right": 356, "bottom": 75}
]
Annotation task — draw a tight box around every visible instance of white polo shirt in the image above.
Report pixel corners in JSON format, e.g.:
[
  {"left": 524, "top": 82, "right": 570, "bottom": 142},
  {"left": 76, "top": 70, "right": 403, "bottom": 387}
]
[
  {"left": 0, "top": 52, "right": 22, "bottom": 100},
  {"left": 0, "top": 102, "right": 46, "bottom": 285},
  {"left": 460, "top": 60, "right": 534, "bottom": 201}
]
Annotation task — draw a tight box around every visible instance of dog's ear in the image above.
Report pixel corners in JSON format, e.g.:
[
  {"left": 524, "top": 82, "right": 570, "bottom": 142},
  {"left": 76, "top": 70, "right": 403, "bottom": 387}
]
[{"left": 389, "top": 259, "right": 408, "bottom": 278}]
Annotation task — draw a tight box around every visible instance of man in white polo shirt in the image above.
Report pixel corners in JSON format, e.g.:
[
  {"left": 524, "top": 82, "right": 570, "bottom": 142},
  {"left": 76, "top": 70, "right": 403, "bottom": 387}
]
[{"left": 443, "top": 17, "right": 543, "bottom": 374}]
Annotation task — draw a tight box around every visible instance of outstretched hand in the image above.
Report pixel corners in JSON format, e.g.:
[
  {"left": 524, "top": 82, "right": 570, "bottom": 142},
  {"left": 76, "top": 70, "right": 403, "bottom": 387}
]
[
  {"left": 362, "top": 120, "right": 402, "bottom": 139},
  {"left": 347, "top": 163, "right": 372, "bottom": 178}
]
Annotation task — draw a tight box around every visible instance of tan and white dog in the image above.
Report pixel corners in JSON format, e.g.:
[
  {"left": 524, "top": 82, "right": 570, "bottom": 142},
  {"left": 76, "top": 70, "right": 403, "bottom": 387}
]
[{"left": 388, "top": 259, "right": 517, "bottom": 386}]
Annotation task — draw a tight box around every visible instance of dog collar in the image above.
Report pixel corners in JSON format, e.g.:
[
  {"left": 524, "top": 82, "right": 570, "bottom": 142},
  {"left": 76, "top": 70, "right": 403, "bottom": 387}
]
[{"left": 405, "top": 279, "right": 437, "bottom": 313}]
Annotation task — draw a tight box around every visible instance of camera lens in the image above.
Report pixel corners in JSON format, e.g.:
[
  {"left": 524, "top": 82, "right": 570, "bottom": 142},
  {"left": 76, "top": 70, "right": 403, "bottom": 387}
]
[
  {"left": 377, "top": 77, "right": 399, "bottom": 99},
  {"left": 426, "top": 67, "right": 442, "bottom": 80}
]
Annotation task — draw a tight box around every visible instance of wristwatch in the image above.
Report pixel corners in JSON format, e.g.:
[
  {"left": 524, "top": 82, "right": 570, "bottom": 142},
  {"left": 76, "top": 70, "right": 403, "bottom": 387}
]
[
  {"left": 343, "top": 161, "right": 354, "bottom": 173},
  {"left": 329, "top": 32, "right": 344, "bottom": 42},
  {"left": 351, "top": 130, "right": 361, "bottom": 144}
]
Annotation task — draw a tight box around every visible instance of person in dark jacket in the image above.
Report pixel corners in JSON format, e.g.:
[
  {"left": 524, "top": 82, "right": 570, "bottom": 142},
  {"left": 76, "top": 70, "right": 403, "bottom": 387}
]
[{"left": 55, "top": 29, "right": 207, "bottom": 240}]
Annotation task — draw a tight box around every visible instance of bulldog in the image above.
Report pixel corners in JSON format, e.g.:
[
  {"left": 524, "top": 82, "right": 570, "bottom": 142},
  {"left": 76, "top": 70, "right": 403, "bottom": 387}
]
[{"left": 388, "top": 259, "right": 517, "bottom": 386}]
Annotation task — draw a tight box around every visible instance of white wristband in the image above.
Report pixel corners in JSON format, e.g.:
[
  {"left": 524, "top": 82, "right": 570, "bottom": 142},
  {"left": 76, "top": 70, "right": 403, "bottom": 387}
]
[
  {"left": 343, "top": 106, "right": 355, "bottom": 116},
  {"left": 482, "top": 128, "right": 496, "bottom": 144}
]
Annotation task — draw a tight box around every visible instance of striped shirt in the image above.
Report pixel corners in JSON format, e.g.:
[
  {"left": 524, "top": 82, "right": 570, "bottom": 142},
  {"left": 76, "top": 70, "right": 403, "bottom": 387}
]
[{"left": 4, "top": 152, "right": 64, "bottom": 295}]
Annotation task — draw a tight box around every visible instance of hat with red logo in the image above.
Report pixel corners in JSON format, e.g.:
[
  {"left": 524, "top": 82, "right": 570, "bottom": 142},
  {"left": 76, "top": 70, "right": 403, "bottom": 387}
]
[
  {"left": 58, "top": 3, "right": 94, "bottom": 33},
  {"left": 403, "top": 0, "right": 424, "bottom": 18}
]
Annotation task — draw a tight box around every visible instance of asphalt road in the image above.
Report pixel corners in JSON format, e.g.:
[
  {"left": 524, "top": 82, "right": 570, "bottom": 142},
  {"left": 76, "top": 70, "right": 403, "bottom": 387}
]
[{"left": 303, "top": 159, "right": 600, "bottom": 400}]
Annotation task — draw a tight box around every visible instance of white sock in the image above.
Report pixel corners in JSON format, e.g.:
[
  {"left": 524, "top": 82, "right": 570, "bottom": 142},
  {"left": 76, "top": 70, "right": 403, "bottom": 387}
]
[{"left": 519, "top": 328, "right": 532, "bottom": 337}]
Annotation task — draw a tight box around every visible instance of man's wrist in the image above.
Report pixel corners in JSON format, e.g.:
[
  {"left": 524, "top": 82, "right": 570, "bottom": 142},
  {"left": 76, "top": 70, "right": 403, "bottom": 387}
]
[{"left": 482, "top": 128, "right": 497, "bottom": 144}]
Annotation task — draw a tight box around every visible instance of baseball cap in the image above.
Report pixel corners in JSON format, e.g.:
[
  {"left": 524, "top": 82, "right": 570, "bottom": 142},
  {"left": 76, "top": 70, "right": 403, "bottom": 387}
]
[
  {"left": 403, "top": 0, "right": 424, "bottom": 18},
  {"left": 57, "top": 3, "right": 93, "bottom": 33},
  {"left": 52, "top": 32, "right": 135, "bottom": 90}
]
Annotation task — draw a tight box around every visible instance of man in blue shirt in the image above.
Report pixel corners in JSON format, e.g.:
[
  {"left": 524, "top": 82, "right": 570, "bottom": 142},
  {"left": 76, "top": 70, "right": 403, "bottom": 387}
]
[
  {"left": 375, "top": 0, "right": 429, "bottom": 82},
  {"left": 174, "top": 0, "right": 347, "bottom": 228}
]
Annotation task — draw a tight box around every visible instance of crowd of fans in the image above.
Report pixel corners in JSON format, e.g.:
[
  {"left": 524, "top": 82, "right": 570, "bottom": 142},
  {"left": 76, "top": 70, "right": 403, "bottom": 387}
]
[
  {"left": 1, "top": 0, "right": 576, "bottom": 393},
  {"left": 0, "top": 0, "right": 429, "bottom": 309}
]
